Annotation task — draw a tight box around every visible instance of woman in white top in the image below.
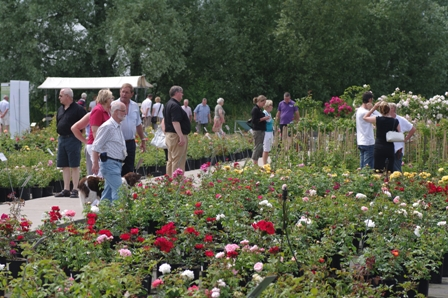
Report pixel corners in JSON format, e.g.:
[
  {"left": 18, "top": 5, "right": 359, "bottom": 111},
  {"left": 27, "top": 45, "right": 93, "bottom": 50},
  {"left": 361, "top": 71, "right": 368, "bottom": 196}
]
[{"left": 151, "top": 96, "right": 164, "bottom": 130}]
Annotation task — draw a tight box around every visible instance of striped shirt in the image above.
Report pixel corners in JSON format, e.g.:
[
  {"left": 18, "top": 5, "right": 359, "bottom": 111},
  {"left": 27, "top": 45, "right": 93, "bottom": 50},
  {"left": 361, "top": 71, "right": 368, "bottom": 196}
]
[{"left": 92, "top": 117, "right": 127, "bottom": 161}]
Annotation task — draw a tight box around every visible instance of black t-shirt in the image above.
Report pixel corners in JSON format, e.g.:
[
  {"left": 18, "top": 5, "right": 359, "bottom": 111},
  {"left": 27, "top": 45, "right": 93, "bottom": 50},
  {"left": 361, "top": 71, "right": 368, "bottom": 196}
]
[
  {"left": 251, "top": 105, "right": 266, "bottom": 131},
  {"left": 163, "top": 98, "right": 191, "bottom": 135},
  {"left": 375, "top": 116, "right": 398, "bottom": 149},
  {"left": 57, "top": 101, "right": 87, "bottom": 136}
]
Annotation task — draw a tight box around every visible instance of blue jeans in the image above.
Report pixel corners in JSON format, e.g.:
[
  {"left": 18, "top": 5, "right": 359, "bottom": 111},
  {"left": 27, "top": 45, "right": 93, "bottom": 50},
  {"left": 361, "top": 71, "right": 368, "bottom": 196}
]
[
  {"left": 100, "top": 159, "right": 122, "bottom": 202},
  {"left": 393, "top": 149, "right": 403, "bottom": 172},
  {"left": 358, "top": 145, "right": 374, "bottom": 169}
]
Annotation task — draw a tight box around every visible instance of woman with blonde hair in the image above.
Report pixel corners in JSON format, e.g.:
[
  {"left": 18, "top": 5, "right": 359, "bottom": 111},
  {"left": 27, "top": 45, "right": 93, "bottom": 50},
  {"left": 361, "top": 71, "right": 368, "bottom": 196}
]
[
  {"left": 72, "top": 89, "right": 112, "bottom": 175},
  {"left": 262, "top": 100, "right": 274, "bottom": 165},
  {"left": 251, "top": 95, "right": 270, "bottom": 165},
  {"left": 151, "top": 96, "right": 164, "bottom": 130},
  {"left": 363, "top": 101, "right": 401, "bottom": 172},
  {"left": 212, "top": 97, "right": 225, "bottom": 135}
]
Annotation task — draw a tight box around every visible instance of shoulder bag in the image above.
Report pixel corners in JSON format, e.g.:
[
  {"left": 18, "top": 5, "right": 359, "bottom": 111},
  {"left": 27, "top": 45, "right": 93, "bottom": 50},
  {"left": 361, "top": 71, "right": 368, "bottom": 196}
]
[{"left": 386, "top": 119, "right": 404, "bottom": 142}]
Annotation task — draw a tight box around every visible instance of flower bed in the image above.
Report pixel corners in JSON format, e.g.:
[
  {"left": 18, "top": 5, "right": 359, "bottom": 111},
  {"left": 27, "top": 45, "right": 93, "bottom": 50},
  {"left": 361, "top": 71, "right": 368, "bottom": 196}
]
[{"left": 1, "top": 161, "right": 448, "bottom": 297}]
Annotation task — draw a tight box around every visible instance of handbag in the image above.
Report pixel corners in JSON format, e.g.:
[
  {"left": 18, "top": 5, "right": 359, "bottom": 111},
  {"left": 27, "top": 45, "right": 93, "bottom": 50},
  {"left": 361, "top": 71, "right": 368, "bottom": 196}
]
[
  {"left": 386, "top": 119, "right": 404, "bottom": 142},
  {"left": 150, "top": 127, "right": 167, "bottom": 149},
  {"left": 386, "top": 131, "right": 404, "bottom": 142},
  {"left": 247, "top": 118, "right": 253, "bottom": 128},
  {"left": 151, "top": 104, "right": 162, "bottom": 124}
]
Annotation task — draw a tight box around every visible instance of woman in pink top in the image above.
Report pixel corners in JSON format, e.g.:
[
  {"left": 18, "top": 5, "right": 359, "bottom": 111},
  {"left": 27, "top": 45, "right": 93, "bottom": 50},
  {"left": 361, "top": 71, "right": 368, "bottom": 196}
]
[{"left": 72, "top": 89, "right": 112, "bottom": 175}]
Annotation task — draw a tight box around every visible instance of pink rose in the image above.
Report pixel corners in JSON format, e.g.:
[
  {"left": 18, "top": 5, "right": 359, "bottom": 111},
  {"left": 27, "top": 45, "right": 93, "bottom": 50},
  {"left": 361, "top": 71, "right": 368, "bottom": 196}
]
[
  {"left": 393, "top": 196, "right": 400, "bottom": 204},
  {"left": 361, "top": 206, "right": 368, "bottom": 212},
  {"left": 254, "top": 262, "right": 263, "bottom": 272},
  {"left": 64, "top": 210, "right": 76, "bottom": 217},
  {"left": 151, "top": 279, "right": 164, "bottom": 288}
]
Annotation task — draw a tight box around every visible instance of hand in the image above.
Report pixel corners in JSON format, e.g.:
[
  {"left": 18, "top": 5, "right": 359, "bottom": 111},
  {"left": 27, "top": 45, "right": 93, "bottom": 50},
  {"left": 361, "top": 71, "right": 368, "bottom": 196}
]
[
  {"left": 178, "top": 135, "right": 186, "bottom": 146},
  {"left": 92, "top": 162, "right": 99, "bottom": 175},
  {"left": 140, "top": 140, "right": 146, "bottom": 152}
]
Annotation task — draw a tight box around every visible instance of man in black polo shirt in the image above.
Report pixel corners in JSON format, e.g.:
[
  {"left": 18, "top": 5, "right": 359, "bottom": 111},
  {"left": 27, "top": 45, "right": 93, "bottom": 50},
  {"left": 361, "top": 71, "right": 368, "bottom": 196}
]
[
  {"left": 161, "top": 85, "right": 191, "bottom": 177},
  {"left": 55, "top": 88, "right": 87, "bottom": 198}
]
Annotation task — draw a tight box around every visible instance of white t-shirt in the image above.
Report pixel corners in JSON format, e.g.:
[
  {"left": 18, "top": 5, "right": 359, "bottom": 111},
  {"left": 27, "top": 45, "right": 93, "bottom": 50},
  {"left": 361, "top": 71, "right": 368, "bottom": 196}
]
[
  {"left": 152, "top": 102, "right": 164, "bottom": 118},
  {"left": 356, "top": 106, "right": 376, "bottom": 146},
  {"left": 393, "top": 115, "right": 414, "bottom": 153},
  {"left": 89, "top": 101, "right": 96, "bottom": 111},
  {"left": 141, "top": 98, "right": 152, "bottom": 117}
]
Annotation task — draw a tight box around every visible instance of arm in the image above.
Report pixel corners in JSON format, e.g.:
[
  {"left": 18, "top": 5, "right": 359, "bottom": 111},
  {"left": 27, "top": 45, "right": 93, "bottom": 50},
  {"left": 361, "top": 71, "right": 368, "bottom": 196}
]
[
  {"left": 194, "top": 112, "right": 198, "bottom": 122},
  {"left": 71, "top": 113, "right": 90, "bottom": 144},
  {"left": 91, "top": 150, "right": 100, "bottom": 175},
  {"left": 136, "top": 124, "right": 146, "bottom": 152},
  {"left": 161, "top": 118, "right": 165, "bottom": 133},
  {"left": 405, "top": 126, "right": 416, "bottom": 142},
  {"left": 294, "top": 110, "right": 300, "bottom": 122},
  {"left": 172, "top": 121, "right": 186, "bottom": 146},
  {"left": 363, "top": 102, "right": 380, "bottom": 124}
]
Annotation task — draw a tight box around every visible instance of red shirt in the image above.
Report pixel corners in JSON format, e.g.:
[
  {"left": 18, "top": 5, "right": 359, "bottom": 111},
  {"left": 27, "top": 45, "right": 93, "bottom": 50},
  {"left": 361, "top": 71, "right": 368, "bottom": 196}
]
[{"left": 87, "top": 104, "right": 110, "bottom": 144}]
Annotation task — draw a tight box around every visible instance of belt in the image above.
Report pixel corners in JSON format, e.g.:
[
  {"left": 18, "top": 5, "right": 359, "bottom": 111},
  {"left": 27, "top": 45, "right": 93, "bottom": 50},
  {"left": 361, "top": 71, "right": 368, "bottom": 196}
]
[
  {"left": 125, "top": 139, "right": 135, "bottom": 143},
  {"left": 108, "top": 157, "right": 124, "bottom": 163},
  {"left": 59, "top": 134, "right": 74, "bottom": 138}
]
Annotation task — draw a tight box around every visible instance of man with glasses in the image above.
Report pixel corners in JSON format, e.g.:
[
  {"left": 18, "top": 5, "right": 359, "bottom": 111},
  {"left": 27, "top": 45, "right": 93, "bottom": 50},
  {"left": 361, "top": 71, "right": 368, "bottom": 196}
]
[
  {"left": 161, "top": 86, "right": 191, "bottom": 176},
  {"left": 91, "top": 101, "right": 128, "bottom": 202}
]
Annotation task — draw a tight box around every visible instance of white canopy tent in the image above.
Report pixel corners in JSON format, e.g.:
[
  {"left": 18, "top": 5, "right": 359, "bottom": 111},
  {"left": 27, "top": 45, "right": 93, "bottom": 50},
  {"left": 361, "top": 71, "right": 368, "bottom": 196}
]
[{"left": 38, "top": 75, "right": 153, "bottom": 89}]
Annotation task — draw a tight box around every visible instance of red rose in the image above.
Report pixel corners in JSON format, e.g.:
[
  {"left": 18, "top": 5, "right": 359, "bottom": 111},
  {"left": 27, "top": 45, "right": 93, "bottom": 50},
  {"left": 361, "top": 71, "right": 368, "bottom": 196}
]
[
  {"left": 36, "top": 230, "right": 44, "bottom": 236},
  {"left": 227, "top": 251, "right": 238, "bottom": 258},
  {"left": 17, "top": 235, "right": 24, "bottom": 241},
  {"left": 51, "top": 206, "right": 60, "bottom": 211},
  {"left": 195, "top": 202, "right": 202, "bottom": 208},
  {"left": 204, "top": 235, "right": 213, "bottom": 242},
  {"left": 130, "top": 228, "right": 139, "bottom": 235},
  {"left": 99, "top": 229, "right": 113, "bottom": 237},
  {"left": 195, "top": 244, "right": 204, "bottom": 250},
  {"left": 154, "top": 237, "right": 174, "bottom": 253},
  {"left": 137, "top": 236, "right": 145, "bottom": 243},
  {"left": 120, "top": 233, "right": 131, "bottom": 241},
  {"left": 269, "top": 246, "right": 280, "bottom": 254},
  {"left": 205, "top": 250, "right": 214, "bottom": 257},
  {"left": 132, "top": 193, "right": 138, "bottom": 199},
  {"left": 194, "top": 210, "right": 204, "bottom": 216}
]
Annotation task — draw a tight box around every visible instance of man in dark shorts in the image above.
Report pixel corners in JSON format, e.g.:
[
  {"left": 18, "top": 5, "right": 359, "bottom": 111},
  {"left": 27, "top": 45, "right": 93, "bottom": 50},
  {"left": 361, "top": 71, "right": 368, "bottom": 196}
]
[{"left": 55, "top": 88, "right": 87, "bottom": 198}]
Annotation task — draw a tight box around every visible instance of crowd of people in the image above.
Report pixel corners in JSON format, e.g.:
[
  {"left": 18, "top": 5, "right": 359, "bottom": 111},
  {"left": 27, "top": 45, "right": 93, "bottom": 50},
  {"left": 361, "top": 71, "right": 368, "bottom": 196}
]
[{"left": 53, "top": 86, "right": 414, "bottom": 203}]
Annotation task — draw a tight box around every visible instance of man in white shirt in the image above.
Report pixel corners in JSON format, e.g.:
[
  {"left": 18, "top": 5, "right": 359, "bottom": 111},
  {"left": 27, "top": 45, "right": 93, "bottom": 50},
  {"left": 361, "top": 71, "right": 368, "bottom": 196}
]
[
  {"left": 0, "top": 95, "right": 10, "bottom": 133},
  {"left": 356, "top": 92, "right": 377, "bottom": 169},
  {"left": 182, "top": 99, "right": 192, "bottom": 122},
  {"left": 92, "top": 101, "right": 128, "bottom": 202},
  {"left": 389, "top": 103, "right": 417, "bottom": 172},
  {"left": 115, "top": 83, "right": 146, "bottom": 176},
  {"left": 141, "top": 94, "right": 153, "bottom": 128}
]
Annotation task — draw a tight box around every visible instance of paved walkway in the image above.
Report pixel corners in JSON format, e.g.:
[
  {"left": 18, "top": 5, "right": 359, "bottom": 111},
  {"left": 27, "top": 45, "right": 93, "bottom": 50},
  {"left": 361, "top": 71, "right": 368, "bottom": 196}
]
[{"left": 1, "top": 166, "right": 447, "bottom": 297}]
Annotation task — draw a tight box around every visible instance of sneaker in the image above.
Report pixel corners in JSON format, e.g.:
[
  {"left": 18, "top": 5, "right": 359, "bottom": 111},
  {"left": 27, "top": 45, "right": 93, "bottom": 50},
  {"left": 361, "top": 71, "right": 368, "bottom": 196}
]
[
  {"left": 70, "top": 190, "right": 79, "bottom": 198},
  {"left": 55, "top": 189, "right": 70, "bottom": 197}
]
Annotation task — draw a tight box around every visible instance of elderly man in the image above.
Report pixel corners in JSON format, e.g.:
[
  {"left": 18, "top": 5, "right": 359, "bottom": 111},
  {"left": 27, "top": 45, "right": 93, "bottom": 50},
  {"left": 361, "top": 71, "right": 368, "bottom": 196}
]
[
  {"left": 193, "top": 98, "right": 211, "bottom": 133},
  {"left": 389, "top": 103, "right": 417, "bottom": 172},
  {"left": 161, "top": 86, "right": 191, "bottom": 176},
  {"left": 182, "top": 99, "right": 193, "bottom": 122},
  {"left": 77, "top": 92, "right": 87, "bottom": 110},
  {"left": 0, "top": 95, "right": 10, "bottom": 133},
  {"left": 55, "top": 88, "right": 87, "bottom": 198},
  {"left": 141, "top": 94, "right": 153, "bottom": 128},
  {"left": 115, "top": 83, "right": 146, "bottom": 176},
  {"left": 91, "top": 101, "right": 127, "bottom": 202}
]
